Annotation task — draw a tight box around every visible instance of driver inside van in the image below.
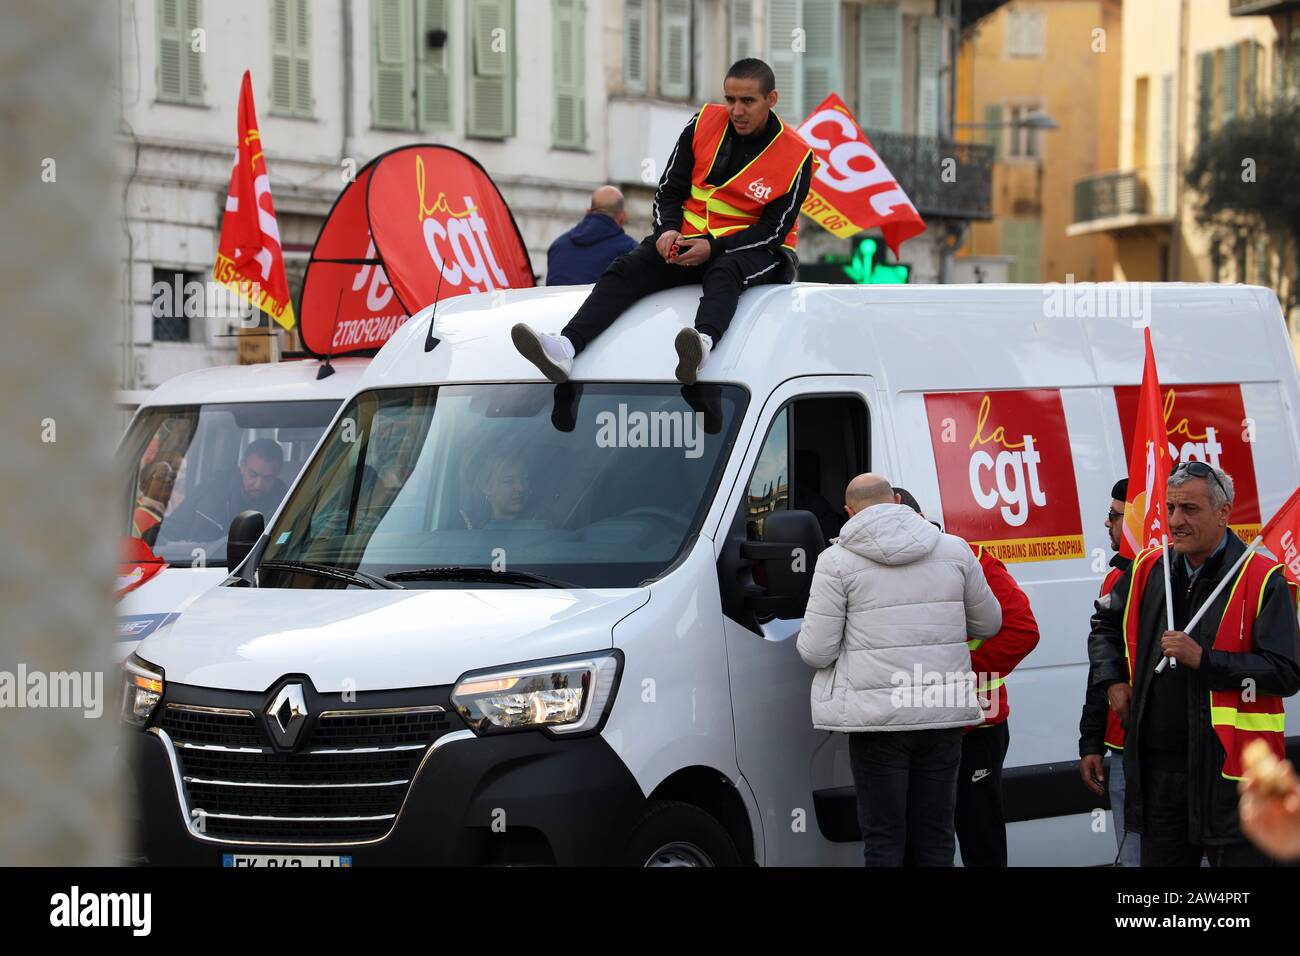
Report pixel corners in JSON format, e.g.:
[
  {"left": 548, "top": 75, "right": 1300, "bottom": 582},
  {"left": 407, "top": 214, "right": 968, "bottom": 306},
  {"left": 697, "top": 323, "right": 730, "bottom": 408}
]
[
  {"left": 166, "top": 439, "right": 287, "bottom": 540},
  {"left": 459, "top": 449, "right": 548, "bottom": 529}
]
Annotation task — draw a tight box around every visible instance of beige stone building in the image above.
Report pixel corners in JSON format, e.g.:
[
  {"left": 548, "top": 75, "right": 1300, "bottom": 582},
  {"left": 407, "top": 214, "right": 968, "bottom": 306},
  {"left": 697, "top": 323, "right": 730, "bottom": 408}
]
[{"left": 955, "top": 0, "right": 1121, "bottom": 283}]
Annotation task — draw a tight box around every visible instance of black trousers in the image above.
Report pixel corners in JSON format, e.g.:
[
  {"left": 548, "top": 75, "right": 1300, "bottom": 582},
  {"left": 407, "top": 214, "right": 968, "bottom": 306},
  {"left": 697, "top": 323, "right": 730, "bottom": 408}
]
[
  {"left": 560, "top": 236, "right": 789, "bottom": 354},
  {"left": 1139, "top": 758, "right": 1277, "bottom": 867},
  {"left": 954, "top": 721, "right": 1011, "bottom": 867},
  {"left": 849, "top": 727, "right": 964, "bottom": 867}
]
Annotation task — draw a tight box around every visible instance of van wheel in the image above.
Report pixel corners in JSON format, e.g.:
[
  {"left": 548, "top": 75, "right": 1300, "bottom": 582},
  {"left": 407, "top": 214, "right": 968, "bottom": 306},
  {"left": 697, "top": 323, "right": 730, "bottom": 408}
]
[{"left": 624, "top": 800, "right": 741, "bottom": 867}]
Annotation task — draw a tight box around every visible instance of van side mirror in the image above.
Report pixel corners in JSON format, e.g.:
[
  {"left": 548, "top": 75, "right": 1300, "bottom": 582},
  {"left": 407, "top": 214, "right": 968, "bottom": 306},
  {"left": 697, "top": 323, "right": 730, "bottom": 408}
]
[
  {"left": 227, "top": 510, "right": 265, "bottom": 570},
  {"left": 739, "top": 509, "right": 825, "bottom": 620}
]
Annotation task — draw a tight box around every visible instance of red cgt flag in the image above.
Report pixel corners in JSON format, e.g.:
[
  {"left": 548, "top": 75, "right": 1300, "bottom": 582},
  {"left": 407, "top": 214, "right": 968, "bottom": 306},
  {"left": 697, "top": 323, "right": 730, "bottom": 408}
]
[
  {"left": 214, "top": 71, "right": 296, "bottom": 330},
  {"left": 1261, "top": 486, "right": 1300, "bottom": 586},
  {"left": 795, "top": 92, "right": 926, "bottom": 257},
  {"left": 1121, "top": 328, "right": 1173, "bottom": 560}
]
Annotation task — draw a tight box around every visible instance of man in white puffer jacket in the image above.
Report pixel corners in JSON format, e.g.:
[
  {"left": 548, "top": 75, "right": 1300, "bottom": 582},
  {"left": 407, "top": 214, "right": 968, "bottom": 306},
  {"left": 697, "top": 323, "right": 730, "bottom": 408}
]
[{"left": 797, "top": 473, "right": 1003, "bottom": 866}]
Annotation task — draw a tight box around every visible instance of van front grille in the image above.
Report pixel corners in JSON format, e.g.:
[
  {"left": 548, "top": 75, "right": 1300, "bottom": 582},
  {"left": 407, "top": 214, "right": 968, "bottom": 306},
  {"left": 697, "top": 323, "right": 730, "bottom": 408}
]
[{"left": 157, "top": 701, "right": 458, "bottom": 845}]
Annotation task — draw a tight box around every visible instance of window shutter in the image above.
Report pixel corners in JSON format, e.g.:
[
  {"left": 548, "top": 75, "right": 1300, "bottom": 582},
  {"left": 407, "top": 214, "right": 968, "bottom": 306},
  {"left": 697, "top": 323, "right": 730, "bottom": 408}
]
[
  {"left": 858, "top": 2, "right": 901, "bottom": 134},
  {"left": 729, "top": 0, "right": 755, "bottom": 63},
  {"left": 802, "top": 0, "right": 840, "bottom": 120},
  {"left": 1221, "top": 43, "right": 1239, "bottom": 123},
  {"left": 553, "top": 0, "right": 585, "bottom": 148},
  {"left": 271, "top": 0, "right": 293, "bottom": 112},
  {"left": 1244, "top": 41, "right": 1257, "bottom": 116},
  {"left": 372, "top": 0, "right": 413, "bottom": 129},
  {"left": 418, "top": 0, "right": 451, "bottom": 129},
  {"left": 1273, "top": 40, "right": 1284, "bottom": 101},
  {"left": 1158, "top": 73, "right": 1173, "bottom": 215},
  {"left": 1289, "top": 28, "right": 1300, "bottom": 98},
  {"left": 1004, "top": 220, "right": 1041, "bottom": 283},
  {"left": 1197, "top": 51, "right": 1213, "bottom": 141},
  {"left": 624, "top": 0, "right": 647, "bottom": 93},
  {"left": 984, "top": 103, "right": 1002, "bottom": 161},
  {"left": 766, "top": 0, "right": 801, "bottom": 119},
  {"left": 293, "top": 0, "right": 312, "bottom": 116},
  {"left": 916, "top": 15, "right": 942, "bottom": 138},
  {"left": 660, "top": 0, "right": 692, "bottom": 99},
  {"left": 182, "top": 0, "right": 203, "bottom": 103},
  {"left": 157, "top": 0, "right": 183, "bottom": 102},
  {"left": 468, "top": 0, "right": 514, "bottom": 138}
]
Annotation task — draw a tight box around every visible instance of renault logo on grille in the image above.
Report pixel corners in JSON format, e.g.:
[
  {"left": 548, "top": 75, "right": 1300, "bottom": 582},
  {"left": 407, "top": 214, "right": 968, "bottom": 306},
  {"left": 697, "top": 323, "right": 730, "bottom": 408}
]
[{"left": 266, "top": 683, "right": 308, "bottom": 748}]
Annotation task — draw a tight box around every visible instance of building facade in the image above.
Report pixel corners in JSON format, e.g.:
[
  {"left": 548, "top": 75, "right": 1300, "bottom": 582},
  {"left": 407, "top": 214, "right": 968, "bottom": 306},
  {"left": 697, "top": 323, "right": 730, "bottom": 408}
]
[
  {"left": 955, "top": 0, "right": 1120, "bottom": 284},
  {"left": 1068, "top": 0, "right": 1277, "bottom": 279},
  {"left": 116, "top": 0, "right": 997, "bottom": 390}
]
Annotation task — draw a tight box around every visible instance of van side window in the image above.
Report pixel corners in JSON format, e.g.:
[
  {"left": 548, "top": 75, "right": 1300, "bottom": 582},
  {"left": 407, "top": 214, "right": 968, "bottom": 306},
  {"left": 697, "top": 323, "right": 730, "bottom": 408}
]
[
  {"left": 747, "top": 407, "right": 788, "bottom": 539},
  {"left": 747, "top": 396, "right": 870, "bottom": 547}
]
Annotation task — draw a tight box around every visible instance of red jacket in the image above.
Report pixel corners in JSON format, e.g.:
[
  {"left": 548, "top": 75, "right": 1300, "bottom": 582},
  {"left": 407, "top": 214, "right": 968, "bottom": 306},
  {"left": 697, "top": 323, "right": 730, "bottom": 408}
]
[{"left": 967, "top": 545, "right": 1041, "bottom": 730}]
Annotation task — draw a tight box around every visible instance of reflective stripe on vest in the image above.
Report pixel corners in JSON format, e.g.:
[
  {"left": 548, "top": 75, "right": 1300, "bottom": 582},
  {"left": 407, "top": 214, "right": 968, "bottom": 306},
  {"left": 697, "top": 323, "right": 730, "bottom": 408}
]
[
  {"left": 680, "top": 103, "right": 815, "bottom": 251},
  {"left": 1208, "top": 555, "right": 1289, "bottom": 780}
]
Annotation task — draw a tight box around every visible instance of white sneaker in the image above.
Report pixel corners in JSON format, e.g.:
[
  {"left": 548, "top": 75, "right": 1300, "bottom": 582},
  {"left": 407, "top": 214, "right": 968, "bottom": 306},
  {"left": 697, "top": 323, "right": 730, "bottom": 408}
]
[
  {"left": 674, "top": 328, "right": 712, "bottom": 385},
  {"left": 512, "top": 324, "right": 573, "bottom": 383}
]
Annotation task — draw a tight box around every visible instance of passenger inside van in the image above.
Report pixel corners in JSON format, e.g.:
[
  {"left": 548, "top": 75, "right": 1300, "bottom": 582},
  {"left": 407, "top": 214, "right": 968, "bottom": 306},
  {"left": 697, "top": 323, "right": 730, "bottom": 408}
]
[
  {"left": 792, "top": 449, "right": 846, "bottom": 544},
  {"left": 131, "top": 457, "right": 180, "bottom": 546}
]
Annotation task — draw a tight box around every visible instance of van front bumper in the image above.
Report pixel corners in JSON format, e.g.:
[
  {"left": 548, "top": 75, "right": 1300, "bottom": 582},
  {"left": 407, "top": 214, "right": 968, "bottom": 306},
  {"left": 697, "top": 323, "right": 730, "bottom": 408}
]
[{"left": 129, "top": 725, "right": 646, "bottom": 866}]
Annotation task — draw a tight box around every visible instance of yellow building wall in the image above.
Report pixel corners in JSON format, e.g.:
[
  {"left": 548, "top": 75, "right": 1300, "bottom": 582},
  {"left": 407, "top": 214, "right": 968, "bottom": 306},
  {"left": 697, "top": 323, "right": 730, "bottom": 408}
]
[
  {"left": 1118, "top": 0, "right": 1277, "bottom": 285},
  {"left": 956, "top": 0, "right": 1120, "bottom": 282}
]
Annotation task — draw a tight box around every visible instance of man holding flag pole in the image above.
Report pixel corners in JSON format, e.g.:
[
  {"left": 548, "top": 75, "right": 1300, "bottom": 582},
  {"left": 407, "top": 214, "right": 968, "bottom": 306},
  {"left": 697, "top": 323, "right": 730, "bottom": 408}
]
[{"left": 1088, "top": 328, "right": 1300, "bottom": 866}]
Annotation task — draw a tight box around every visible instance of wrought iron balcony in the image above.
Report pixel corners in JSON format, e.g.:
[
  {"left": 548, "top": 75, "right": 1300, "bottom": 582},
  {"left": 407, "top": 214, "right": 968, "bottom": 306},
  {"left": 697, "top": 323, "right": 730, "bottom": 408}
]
[
  {"left": 1229, "top": 0, "right": 1300, "bottom": 16},
  {"left": 1068, "top": 166, "right": 1174, "bottom": 235},
  {"left": 871, "top": 131, "right": 994, "bottom": 221}
]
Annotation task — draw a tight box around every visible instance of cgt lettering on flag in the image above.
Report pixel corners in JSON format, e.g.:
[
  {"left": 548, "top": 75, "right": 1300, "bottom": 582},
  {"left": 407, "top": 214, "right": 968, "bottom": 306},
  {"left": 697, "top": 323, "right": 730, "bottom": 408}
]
[
  {"left": 214, "top": 71, "right": 296, "bottom": 330},
  {"left": 795, "top": 92, "right": 926, "bottom": 257}
]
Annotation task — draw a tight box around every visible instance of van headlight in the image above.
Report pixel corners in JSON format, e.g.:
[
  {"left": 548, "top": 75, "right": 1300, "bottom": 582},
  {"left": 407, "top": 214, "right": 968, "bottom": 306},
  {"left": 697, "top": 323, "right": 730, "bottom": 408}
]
[
  {"left": 451, "top": 652, "right": 621, "bottom": 736},
  {"left": 122, "top": 654, "right": 164, "bottom": 728}
]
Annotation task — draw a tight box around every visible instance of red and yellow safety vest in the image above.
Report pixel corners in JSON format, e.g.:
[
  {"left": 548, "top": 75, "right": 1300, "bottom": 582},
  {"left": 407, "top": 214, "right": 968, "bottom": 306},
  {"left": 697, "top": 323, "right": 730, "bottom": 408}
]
[
  {"left": 132, "top": 499, "right": 164, "bottom": 539},
  {"left": 681, "top": 103, "right": 817, "bottom": 251},
  {"left": 1120, "top": 546, "right": 1291, "bottom": 780}
]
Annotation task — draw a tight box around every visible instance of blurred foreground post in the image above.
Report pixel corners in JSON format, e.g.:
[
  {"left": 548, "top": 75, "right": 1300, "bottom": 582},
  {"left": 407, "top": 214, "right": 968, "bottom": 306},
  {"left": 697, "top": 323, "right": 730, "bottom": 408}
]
[{"left": 0, "top": 1, "right": 122, "bottom": 864}]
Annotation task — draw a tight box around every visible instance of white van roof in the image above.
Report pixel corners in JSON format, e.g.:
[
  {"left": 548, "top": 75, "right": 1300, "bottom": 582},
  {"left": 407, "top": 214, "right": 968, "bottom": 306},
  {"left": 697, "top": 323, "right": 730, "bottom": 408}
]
[
  {"left": 140, "top": 357, "right": 371, "bottom": 408},
  {"left": 361, "top": 282, "right": 1294, "bottom": 400}
]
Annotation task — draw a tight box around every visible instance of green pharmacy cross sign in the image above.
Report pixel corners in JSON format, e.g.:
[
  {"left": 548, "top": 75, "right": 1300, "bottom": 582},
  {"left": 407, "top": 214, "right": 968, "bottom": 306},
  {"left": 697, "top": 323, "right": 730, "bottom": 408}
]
[
  {"left": 843, "top": 237, "right": 910, "bottom": 285},
  {"left": 797, "top": 236, "right": 911, "bottom": 285}
]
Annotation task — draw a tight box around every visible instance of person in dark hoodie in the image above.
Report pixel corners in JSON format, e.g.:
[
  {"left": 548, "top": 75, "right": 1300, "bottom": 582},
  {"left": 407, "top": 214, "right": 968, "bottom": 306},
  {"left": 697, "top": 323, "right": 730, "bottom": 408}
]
[
  {"left": 545, "top": 186, "right": 638, "bottom": 286},
  {"left": 1079, "top": 478, "right": 1140, "bottom": 865}
]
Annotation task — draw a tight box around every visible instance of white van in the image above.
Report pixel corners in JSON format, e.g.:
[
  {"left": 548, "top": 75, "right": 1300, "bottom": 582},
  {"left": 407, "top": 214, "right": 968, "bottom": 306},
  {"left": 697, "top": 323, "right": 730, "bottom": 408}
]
[
  {"left": 123, "top": 282, "right": 1300, "bottom": 866},
  {"left": 116, "top": 359, "right": 369, "bottom": 659}
]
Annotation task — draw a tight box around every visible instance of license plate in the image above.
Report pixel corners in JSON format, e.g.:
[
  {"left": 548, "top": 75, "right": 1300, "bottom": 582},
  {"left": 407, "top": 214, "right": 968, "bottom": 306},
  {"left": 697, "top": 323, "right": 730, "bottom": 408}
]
[{"left": 222, "top": 854, "right": 352, "bottom": 867}]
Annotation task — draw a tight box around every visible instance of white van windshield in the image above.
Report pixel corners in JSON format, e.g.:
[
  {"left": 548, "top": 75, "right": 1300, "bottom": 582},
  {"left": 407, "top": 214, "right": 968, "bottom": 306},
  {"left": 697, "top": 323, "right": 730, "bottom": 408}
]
[
  {"left": 259, "top": 383, "right": 747, "bottom": 589},
  {"left": 119, "top": 401, "right": 340, "bottom": 566}
]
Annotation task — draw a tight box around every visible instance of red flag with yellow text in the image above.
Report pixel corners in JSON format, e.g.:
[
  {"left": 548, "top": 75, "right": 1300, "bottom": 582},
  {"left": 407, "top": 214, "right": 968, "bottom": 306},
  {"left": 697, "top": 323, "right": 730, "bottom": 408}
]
[
  {"left": 1261, "top": 486, "right": 1300, "bottom": 587},
  {"left": 214, "top": 71, "right": 296, "bottom": 330},
  {"left": 795, "top": 93, "right": 926, "bottom": 257},
  {"left": 1121, "top": 328, "right": 1172, "bottom": 559}
]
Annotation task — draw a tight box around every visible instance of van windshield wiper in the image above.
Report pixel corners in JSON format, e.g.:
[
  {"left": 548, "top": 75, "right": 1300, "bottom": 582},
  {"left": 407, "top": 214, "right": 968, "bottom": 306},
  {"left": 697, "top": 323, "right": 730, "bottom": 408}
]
[
  {"left": 384, "top": 566, "right": 574, "bottom": 588},
  {"left": 259, "top": 560, "right": 405, "bottom": 590}
]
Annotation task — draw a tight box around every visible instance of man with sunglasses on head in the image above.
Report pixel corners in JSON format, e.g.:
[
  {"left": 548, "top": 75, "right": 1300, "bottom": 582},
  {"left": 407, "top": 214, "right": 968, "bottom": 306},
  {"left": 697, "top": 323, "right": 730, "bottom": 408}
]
[
  {"left": 1087, "top": 462, "right": 1300, "bottom": 866},
  {"left": 1079, "top": 480, "right": 1139, "bottom": 864}
]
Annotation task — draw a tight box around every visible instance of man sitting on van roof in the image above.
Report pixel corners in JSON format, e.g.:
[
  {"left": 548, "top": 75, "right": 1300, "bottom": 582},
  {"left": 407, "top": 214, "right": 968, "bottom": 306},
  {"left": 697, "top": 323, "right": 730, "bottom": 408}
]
[{"left": 511, "top": 57, "right": 817, "bottom": 386}]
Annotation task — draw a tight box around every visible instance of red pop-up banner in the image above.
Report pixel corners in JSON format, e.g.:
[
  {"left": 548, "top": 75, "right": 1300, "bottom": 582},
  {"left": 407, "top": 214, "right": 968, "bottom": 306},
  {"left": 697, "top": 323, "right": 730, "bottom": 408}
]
[{"left": 299, "top": 145, "right": 534, "bottom": 357}]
